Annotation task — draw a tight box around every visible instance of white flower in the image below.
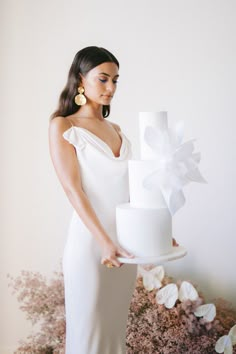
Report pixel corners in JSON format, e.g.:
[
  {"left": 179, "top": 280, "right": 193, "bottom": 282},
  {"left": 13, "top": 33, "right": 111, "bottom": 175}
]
[
  {"left": 194, "top": 303, "right": 216, "bottom": 322},
  {"left": 178, "top": 281, "right": 199, "bottom": 302},
  {"left": 215, "top": 324, "right": 236, "bottom": 354},
  {"left": 156, "top": 283, "right": 178, "bottom": 309},
  {"left": 156, "top": 281, "right": 198, "bottom": 309},
  {"left": 138, "top": 265, "right": 164, "bottom": 291}
]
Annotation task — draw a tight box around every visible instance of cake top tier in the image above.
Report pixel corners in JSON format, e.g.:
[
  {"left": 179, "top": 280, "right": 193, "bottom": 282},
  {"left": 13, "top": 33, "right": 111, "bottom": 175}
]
[
  {"left": 139, "top": 112, "right": 168, "bottom": 131},
  {"left": 139, "top": 112, "right": 168, "bottom": 160}
]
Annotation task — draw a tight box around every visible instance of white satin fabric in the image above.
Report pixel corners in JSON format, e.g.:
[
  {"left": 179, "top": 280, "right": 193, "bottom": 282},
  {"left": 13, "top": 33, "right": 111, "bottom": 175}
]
[{"left": 62, "top": 125, "right": 137, "bottom": 354}]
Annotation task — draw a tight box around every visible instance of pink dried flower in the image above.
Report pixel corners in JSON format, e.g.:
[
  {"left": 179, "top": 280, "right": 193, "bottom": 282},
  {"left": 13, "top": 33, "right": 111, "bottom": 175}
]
[
  {"left": 8, "top": 266, "right": 236, "bottom": 353},
  {"left": 127, "top": 275, "right": 236, "bottom": 353},
  {"left": 7, "top": 267, "right": 65, "bottom": 353}
]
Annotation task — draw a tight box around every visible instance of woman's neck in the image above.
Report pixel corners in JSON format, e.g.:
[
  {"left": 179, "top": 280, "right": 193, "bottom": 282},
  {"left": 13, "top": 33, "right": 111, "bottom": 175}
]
[{"left": 75, "top": 104, "right": 104, "bottom": 121}]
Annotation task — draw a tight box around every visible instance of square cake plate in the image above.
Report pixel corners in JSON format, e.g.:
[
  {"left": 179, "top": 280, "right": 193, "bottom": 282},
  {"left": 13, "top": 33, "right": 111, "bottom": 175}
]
[{"left": 117, "top": 246, "right": 187, "bottom": 265}]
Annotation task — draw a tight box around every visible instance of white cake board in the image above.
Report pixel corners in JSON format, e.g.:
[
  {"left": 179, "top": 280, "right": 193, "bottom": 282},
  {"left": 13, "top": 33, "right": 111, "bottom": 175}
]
[{"left": 117, "top": 246, "right": 187, "bottom": 265}]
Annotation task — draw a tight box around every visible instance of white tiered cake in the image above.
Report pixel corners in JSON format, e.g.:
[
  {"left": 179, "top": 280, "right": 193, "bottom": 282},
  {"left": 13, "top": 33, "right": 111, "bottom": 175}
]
[
  {"left": 116, "top": 111, "right": 205, "bottom": 263},
  {"left": 116, "top": 112, "right": 173, "bottom": 258}
]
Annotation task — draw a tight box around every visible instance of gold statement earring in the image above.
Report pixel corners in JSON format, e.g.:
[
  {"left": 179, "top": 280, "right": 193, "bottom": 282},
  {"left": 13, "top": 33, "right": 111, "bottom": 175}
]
[{"left": 74, "top": 86, "right": 87, "bottom": 106}]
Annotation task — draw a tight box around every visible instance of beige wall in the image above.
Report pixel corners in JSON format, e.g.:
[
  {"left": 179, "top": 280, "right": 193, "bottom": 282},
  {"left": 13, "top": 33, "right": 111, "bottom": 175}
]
[{"left": 1, "top": 0, "right": 236, "bottom": 351}]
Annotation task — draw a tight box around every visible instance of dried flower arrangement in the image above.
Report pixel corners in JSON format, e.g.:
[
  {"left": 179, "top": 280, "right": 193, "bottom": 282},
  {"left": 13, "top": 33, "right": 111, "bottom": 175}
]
[
  {"left": 127, "top": 266, "right": 236, "bottom": 354},
  {"left": 7, "top": 265, "right": 236, "bottom": 354},
  {"left": 7, "top": 270, "right": 65, "bottom": 354}
]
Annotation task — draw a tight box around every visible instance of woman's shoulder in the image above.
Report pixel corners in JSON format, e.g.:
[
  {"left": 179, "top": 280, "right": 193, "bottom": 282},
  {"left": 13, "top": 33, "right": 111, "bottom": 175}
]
[
  {"left": 109, "top": 121, "right": 121, "bottom": 133},
  {"left": 49, "top": 116, "right": 72, "bottom": 134}
]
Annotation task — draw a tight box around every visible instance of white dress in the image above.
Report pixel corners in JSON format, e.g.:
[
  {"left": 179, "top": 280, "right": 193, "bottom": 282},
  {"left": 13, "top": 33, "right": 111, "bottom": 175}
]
[{"left": 62, "top": 125, "right": 137, "bottom": 354}]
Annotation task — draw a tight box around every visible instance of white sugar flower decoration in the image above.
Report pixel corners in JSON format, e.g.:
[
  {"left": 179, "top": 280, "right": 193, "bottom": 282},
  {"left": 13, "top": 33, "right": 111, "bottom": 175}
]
[
  {"left": 138, "top": 265, "right": 164, "bottom": 291},
  {"left": 215, "top": 324, "right": 236, "bottom": 354},
  {"left": 143, "top": 122, "right": 206, "bottom": 215},
  {"left": 156, "top": 281, "right": 199, "bottom": 309}
]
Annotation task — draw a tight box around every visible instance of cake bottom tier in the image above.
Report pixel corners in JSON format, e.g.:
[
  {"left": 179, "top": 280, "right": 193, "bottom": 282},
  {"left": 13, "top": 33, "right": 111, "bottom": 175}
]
[{"left": 116, "top": 203, "right": 172, "bottom": 257}]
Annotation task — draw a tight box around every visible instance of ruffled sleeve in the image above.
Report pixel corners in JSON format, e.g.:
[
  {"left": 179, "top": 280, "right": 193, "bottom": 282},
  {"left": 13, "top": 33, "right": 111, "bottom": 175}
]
[{"left": 62, "top": 127, "right": 86, "bottom": 150}]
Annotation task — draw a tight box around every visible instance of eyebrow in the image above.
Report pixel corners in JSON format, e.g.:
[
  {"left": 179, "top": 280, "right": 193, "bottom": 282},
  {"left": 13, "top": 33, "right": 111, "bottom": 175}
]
[{"left": 98, "top": 72, "right": 119, "bottom": 78}]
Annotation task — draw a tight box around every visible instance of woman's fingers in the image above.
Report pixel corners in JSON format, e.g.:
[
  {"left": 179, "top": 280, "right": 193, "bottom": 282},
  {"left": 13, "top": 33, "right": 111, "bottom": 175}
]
[
  {"left": 110, "top": 256, "right": 121, "bottom": 267},
  {"left": 101, "top": 243, "right": 134, "bottom": 268},
  {"left": 101, "top": 255, "right": 121, "bottom": 268},
  {"left": 172, "top": 238, "right": 179, "bottom": 247},
  {"left": 116, "top": 246, "right": 135, "bottom": 258}
]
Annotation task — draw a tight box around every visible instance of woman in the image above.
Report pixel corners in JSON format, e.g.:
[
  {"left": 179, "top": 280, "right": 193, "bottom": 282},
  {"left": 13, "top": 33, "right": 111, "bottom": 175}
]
[{"left": 49, "top": 46, "right": 137, "bottom": 354}]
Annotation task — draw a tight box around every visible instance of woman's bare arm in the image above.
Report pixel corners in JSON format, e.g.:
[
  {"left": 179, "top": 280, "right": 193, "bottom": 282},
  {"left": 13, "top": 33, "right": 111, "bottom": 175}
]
[{"left": 48, "top": 117, "right": 132, "bottom": 266}]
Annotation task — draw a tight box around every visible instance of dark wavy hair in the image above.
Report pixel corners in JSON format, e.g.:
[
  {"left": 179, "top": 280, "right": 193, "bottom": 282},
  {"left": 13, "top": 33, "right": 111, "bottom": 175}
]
[{"left": 50, "top": 46, "right": 119, "bottom": 120}]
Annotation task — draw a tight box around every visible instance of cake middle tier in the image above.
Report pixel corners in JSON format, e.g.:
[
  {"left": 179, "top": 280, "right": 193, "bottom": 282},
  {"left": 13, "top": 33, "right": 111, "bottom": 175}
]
[
  {"left": 116, "top": 203, "right": 172, "bottom": 257},
  {"left": 129, "top": 160, "right": 167, "bottom": 208}
]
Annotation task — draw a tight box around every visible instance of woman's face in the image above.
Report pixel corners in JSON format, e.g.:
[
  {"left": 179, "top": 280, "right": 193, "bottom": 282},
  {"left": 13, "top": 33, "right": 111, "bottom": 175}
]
[{"left": 80, "top": 62, "right": 119, "bottom": 106}]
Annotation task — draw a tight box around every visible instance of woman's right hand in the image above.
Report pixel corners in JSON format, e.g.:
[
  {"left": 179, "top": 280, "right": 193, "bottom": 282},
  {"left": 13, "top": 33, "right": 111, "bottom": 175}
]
[{"left": 100, "top": 239, "right": 134, "bottom": 268}]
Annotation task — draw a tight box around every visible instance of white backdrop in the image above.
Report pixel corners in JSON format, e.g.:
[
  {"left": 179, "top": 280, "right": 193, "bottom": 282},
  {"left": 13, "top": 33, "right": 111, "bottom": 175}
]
[{"left": 1, "top": 0, "right": 236, "bottom": 352}]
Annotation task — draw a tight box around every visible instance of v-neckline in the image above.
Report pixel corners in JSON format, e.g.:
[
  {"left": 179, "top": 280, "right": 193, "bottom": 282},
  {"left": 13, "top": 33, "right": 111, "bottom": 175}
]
[{"left": 69, "top": 126, "right": 124, "bottom": 159}]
